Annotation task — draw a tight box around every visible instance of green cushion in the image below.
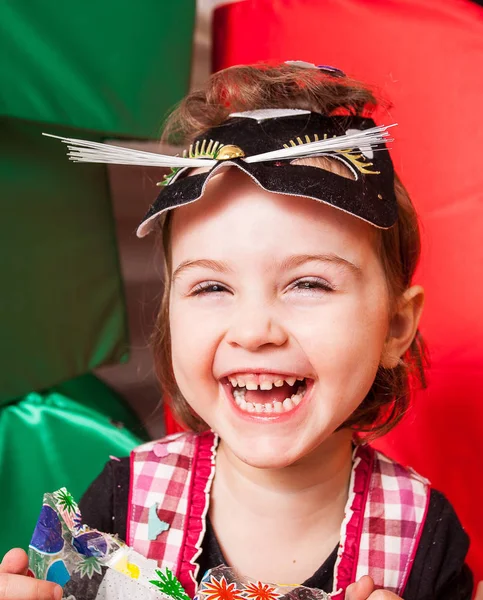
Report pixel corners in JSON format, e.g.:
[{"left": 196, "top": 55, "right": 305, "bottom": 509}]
[
  {"left": 0, "top": 119, "right": 129, "bottom": 403},
  {"left": 0, "top": 0, "right": 196, "bottom": 137},
  {"left": 0, "top": 375, "right": 147, "bottom": 557}
]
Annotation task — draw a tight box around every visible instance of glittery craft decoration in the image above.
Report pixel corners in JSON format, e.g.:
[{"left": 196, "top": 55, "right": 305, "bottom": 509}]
[
  {"left": 29, "top": 488, "right": 190, "bottom": 600},
  {"left": 197, "top": 566, "right": 330, "bottom": 600}
]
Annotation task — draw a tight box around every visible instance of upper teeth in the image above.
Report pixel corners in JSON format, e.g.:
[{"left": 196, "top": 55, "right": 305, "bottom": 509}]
[{"left": 228, "top": 375, "right": 303, "bottom": 389}]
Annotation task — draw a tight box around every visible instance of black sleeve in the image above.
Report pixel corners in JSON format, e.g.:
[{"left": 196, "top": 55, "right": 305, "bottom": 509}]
[
  {"left": 78, "top": 456, "right": 131, "bottom": 541},
  {"left": 404, "top": 489, "right": 473, "bottom": 600}
]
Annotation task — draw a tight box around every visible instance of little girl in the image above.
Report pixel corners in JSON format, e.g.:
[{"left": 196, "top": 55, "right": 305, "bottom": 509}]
[{"left": 0, "top": 63, "right": 473, "bottom": 600}]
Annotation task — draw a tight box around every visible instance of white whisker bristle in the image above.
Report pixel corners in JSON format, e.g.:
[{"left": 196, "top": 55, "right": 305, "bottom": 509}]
[
  {"left": 245, "top": 124, "right": 396, "bottom": 164},
  {"left": 42, "top": 133, "right": 217, "bottom": 168},
  {"left": 42, "top": 124, "right": 396, "bottom": 170}
]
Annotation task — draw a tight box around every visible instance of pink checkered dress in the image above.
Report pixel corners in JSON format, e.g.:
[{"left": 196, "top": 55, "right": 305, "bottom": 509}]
[{"left": 127, "top": 431, "right": 429, "bottom": 598}]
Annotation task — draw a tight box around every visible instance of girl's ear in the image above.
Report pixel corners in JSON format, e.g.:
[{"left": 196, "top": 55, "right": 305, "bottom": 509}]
[{"left": 381, "top": 285, "right": 425, "bottom": 369}]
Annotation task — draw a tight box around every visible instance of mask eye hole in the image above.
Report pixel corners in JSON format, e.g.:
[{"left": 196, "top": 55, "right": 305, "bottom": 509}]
[
  {"left": 173, "top": 164, "right": 231, "bottom": 184},
  {"left": 290, "top": 156, "right": 356, "bottom": 180},
  {"left": 183, "top": 166, "right": 212, "bottom": 178},
  {"left": 161, "top": 165, "right": 212, "bottom": 187}
]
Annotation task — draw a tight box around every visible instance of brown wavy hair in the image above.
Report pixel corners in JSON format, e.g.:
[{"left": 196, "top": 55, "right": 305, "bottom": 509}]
[{"left": 151, "top": 63, "right": 429, "bottom": 439}]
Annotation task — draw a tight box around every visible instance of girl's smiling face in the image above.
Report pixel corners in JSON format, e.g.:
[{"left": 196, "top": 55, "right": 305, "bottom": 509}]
[{"left": 169, "top": 168, "right": 392, "bottom": 468}]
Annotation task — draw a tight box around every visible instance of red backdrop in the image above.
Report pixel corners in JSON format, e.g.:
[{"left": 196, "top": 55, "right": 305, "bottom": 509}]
[
  {"left": 209, "top": 0, "right": 483, "bottom": 581},
  {"left": 165, "top": 0, "right": 483, "bottom": 582}
]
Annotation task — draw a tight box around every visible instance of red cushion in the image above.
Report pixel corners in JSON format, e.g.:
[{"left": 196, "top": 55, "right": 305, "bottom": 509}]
[{"left": 210, "top": 0, "right": 483, "bottom": 581}]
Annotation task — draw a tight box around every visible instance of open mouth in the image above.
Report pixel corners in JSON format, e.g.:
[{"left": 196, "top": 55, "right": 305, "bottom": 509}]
[{"left": 224, "top": 374, "right": 310, "bottom": 415}]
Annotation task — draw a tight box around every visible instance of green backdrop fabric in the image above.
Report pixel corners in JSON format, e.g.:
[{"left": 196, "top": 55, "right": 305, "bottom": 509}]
[
  {"left": 0, "top": 0, "right": 196, "bottom": 554},
  {"left": 0, "top": 0, "right": 196, "bottom": 400},
  {"left": 0, "top": 0, "right": 196, "bottom": 138},
  {"left": 51, "top": 373, "right": 149, "bottom": 435},
  {"left": 0, "top": 374, "right": 147, "bottom": 557},
  {"left": 0, "top": 118, "right": 129, "bottom": 403}
]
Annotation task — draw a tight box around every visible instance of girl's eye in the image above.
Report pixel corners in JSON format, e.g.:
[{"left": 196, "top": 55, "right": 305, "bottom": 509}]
[
  {"left": 191, "top": 281, "right": 229, "bottom": 296},
  {"left": 291, "top": 278, "right": 334, "bottom": 293},
  {"left": 189, "top": 278, "right": 333, "bottom": 296}
]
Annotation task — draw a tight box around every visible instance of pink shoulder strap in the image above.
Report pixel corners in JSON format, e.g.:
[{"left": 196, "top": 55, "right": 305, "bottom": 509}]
[
  {"left": 127, "top": 430, "right": 218, "bottom": 598},
  {"left": 332, "top": 445, "right": 430, "bottom": 597}
]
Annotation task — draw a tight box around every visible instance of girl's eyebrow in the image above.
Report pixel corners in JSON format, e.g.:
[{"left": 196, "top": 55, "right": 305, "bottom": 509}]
[
  {"left": 172, "top": 254, "right": 361, "bottom": 281},
  {"left": 279, "top": 253, "right": 363, "bottom": 277},
  {"left": 173, "top": 259, "right": 234, "bottom": 281}
]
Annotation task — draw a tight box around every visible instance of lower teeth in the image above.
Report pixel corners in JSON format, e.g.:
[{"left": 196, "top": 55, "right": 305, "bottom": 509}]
[{"left": 233, "top": 383, "right": 306, "bottom": 414}]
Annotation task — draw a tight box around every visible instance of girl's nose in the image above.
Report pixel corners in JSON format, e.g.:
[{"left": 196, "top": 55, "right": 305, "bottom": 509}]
[{"left": 225, "top": 303, "right": 288, "bottom": 351}]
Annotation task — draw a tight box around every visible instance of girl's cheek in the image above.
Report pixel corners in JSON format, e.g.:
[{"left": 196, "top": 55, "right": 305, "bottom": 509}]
[
  {"left": 171, "top": 309, "right": 225, "bottom": 349},
  {"left": 170, "top": 308, "right": 222, "bottom": 372}
]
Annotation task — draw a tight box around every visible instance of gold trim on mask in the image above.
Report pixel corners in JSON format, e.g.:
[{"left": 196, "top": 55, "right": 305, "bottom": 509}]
[{"left": 283, "top": 133, "right": 379, "bottom": 175}]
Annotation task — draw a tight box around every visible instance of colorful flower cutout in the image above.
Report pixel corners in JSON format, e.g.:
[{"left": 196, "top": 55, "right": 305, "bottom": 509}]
[
  {"left": 150, "top": 568, "right": 190, "bottom": 600},
  {"left": 53, "top": 489, "right": 76, "bottom": 514},
  {"left": 201, "top": 575, "right": 246, "bottom": 600},
  {"left": 74, "top": 556, "right": 102, "bottom": 579},
  {"left": 243, "top": 581, "right": 282, "bottom": 600}
]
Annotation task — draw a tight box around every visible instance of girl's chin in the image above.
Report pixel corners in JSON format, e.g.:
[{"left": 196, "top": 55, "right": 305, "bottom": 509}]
[
  {"left": 235, "top": 450, "right": 309, "bottom": 469},
  {"left": 223, "top": 443, "right": 304, "bottom": 469},
  {"left": 216, "top": 426, "right": 335, "bottom": 470}
]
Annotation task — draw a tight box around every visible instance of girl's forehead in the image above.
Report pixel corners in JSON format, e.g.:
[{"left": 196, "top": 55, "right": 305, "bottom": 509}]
[{"left": 170, "top": 169, "right": 377, "bottom": 261}]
